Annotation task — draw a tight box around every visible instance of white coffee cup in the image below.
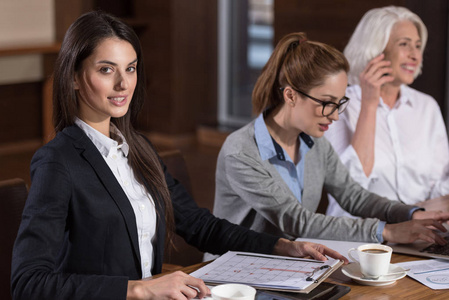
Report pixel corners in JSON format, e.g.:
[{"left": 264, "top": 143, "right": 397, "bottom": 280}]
[
  {"left": 348, "top": 244, "right": 392, "bottom": 279},
  {"left": 211, "top": 284, "right": 256, "bottom": 300}
]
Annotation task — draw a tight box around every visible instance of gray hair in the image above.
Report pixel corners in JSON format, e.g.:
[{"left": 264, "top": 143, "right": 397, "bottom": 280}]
[{"left": 344, "top": 6, "right": 427, "bottom": 85}]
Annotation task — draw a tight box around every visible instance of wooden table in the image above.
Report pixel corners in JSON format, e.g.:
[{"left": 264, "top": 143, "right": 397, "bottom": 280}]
[
  {"left": 336, "top": 195, "right": 449, "bottom": 298},
  {"left": 326, "top": 253, "right": 449, "bottom": 299},
  {"left": 158, "top": 197, "right": 449, "bottom": 298},
  {"left": 167, "top": 253, "right": 449, "bottom": 300}
]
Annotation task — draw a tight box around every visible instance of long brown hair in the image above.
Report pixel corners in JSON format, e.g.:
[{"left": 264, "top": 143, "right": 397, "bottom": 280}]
[
  {"left": 52, "top": 11, "right": 174, "bottom": 239},
  {"left": 252, "top": 32, "right": 349, "bottom": 115}
]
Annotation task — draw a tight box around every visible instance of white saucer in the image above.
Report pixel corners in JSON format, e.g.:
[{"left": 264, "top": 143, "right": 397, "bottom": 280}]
[{"left": 341, "top": 263, "right": 407, "bottom": 286}]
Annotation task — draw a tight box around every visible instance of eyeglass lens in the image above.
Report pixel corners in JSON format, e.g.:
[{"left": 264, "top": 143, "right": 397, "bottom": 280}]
[{"left": 322, "top": 100, "right": 348, "bottom": 116}]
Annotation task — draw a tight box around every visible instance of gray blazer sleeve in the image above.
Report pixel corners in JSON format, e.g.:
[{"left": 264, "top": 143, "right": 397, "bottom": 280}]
[
  {"left": 318, "top": 137, "right": 414, "bottom": 223},
  {"left": 213, "top": 122, "right": 415, "bottom": 243}
]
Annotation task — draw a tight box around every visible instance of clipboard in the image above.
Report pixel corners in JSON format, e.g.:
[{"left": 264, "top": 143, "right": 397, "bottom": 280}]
[{"left": 190, "top": 251, "right": 344, "bottom": 294}]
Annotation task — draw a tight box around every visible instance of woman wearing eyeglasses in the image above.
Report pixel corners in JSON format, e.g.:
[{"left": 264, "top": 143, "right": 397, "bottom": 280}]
[
  {"left": 324, "top": 6, "right": 449, "bottom": 219},
  {"left": 210, "top": 32, "right": 449, "bottom": 246}
]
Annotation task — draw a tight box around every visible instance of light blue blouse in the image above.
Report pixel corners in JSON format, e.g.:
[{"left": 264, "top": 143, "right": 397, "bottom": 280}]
[{"left": 254, "top": 113, "right": 312, "bottom": 203}]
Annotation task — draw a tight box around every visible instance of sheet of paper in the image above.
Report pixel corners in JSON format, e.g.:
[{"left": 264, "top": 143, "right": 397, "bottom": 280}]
[
  {"left": 396, "top": 259, "right": 449, "bottom": 289},
  {"left": 190, "top": 251, "right": 340, "bottom": 291},
  {"left": 295, "top": 238, "right": 377, "bottom": 262}
]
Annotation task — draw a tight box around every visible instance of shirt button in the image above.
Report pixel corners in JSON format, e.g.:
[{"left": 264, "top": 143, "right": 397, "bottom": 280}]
[
  {"left": 140, "top": 204, "right": 146, "bottom": 211},
  {"left": 143, "top": 233, "right": 149, "bottom": 239},
  {"left": 144, "top": 261, "right": 149, "bottom": 267},
  {"left": 123, "top": 180, "right": 129, "bottom": 186}
]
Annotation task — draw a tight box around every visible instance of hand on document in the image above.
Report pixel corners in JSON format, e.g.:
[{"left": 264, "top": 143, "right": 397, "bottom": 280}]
[
  {"left": 272, "top": 238, "right": 349, "bottom": 264},
  {"left": 129, "top": 271, "right": 210, "bottom": 300}
]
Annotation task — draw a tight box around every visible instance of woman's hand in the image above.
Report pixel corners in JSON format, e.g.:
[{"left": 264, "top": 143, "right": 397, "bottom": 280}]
[
  {"left": 351, "top": 53, "right": 395, "bottom": 177},
  {"left": 383, "top": 219, "right": 448, "bottom": 245},
  {"left": 359, "top": 53, "right": 394, "bottom": 107},
  {"left": 127, "top": 271, "right": 210, "bottom": 300},
  {"left": 273, "top": 238, "right": 349, "bottom": 264},
  {"left": 411, "top": 209, "right": 449, "bottom": 222}
]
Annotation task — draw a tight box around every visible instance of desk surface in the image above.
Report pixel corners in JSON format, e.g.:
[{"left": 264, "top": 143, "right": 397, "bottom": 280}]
[
  {"left": 326, "top": 253, "right": 449, "bottom": 299},
  {"left": 329, "top": 196, "right": 449, "bottom": 298},
  {"left": 174, "top": 253, "right": 449, "bottom": 300},
  {"left": 163, "top": 196, "right": 449, "bottom": 299}
]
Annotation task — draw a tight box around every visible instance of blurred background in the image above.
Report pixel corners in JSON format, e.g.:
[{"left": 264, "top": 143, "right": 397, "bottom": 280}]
[{"left": 1, "top": 0, "right": 448, "bottom": 211}]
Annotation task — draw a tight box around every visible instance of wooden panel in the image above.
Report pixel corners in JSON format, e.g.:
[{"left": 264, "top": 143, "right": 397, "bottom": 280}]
[
  {"left": 54, "top": 0, "right": 94, "bottom": 41},
  {"left": 198, "top": 1, "right": 218, "bottom": 128},
  {"left": 406, "top": 0, "right": 448, "bottom": 113},
  {"left": 170, "top": 0, "right": 218, "bottom": 132},
  {"left": 134, "top": 0, "right": 172, "bottom": 133},
  {"left": 93, "top": 0, "right": 134, "bottom": 18},
  {"left": 0, "top": 82, "right": 42, "bottom": 143},
  {"left": 274, "top": 0, "right": 405, "bottom": 51},
  {"left": 134, "top": 0, "right": 218, "bottom": 134}
]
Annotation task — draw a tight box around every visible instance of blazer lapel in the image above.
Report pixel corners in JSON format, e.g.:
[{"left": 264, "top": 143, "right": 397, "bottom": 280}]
[{"left": 64, "top": 126, "right": 142, "bottom": 266}]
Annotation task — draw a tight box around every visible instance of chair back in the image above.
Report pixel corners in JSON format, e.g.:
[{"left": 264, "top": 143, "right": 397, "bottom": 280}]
[
  {"left": 159, "top": 150, "right": 204, "bottom": 267},
  {"left": 0, "top": 178, "right": 27, "bottom": 300}
]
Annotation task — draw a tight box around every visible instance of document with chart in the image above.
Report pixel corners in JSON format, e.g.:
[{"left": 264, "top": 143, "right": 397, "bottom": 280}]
[{"left": 190, "top": 251, "right": 343, "bottom": 293}]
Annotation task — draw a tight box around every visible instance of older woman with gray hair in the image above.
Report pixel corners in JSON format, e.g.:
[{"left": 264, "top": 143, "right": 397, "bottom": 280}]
[{"left": 325, "top": 6, "right": 449, "bottom": 218}]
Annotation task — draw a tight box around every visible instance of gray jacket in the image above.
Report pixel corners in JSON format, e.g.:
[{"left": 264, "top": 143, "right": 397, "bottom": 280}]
[{"left": 213, "top": 120, "right": 416, "bottom": 242}]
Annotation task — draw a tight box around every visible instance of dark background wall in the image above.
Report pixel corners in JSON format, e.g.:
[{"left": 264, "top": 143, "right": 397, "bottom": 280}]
[
  {"left": 0, "top": 0, "right": 447, "bottom": 148},
  {"left": 274, "top": 0, "right": 448, "bottom": 114}
]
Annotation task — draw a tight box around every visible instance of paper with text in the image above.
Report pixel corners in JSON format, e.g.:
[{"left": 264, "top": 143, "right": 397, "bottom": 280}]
[
  {"left": 396, "top": 259, "right": 449, "bottom": 290},
  {"left": 190, "top": 251, "right": 341, "bottom": 291}
]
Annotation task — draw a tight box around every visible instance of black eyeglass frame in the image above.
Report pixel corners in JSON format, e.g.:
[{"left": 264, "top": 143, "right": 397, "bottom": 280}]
[{"left": 280, "top": 87, "right": 350, "bottom": 117}]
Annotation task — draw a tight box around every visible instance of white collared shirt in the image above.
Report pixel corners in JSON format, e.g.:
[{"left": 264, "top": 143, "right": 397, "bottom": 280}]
[
  {"left": 324, "top": 84, "right": 449, "bottom": 216},
  {"left": 75, "top": 118, "right": 157, "bottom": 278}
]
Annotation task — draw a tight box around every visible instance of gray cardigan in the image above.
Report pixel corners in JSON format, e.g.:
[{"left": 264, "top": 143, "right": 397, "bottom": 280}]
[{"left": 213, "top": 120, "right": 416, "bottom": 242}]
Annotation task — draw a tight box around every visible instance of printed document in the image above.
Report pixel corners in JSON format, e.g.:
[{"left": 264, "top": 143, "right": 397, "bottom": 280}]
[
  {"left": 396, "top": 259, "right": 449, "bottom": 290},
  {"left": 190, "top": 251, "right": 342, "bottom": 292}
]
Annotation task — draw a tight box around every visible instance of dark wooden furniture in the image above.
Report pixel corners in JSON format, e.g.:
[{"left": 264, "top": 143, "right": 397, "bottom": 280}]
[
  {"left": 0, "top": 43, "right": 60, "bottom": 145},
  {"left": 0, "top": 178, "right": 28, "bottom": 300},
  {"left": 159, "top": 150, "right": 205, "bottom": 268}
]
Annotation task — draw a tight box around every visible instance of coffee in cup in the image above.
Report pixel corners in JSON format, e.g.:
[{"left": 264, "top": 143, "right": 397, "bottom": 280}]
[
  {"left": 348, "top": 244, "right": 392, "bottom": 279},
  {"left": 361, "top": 249, "right": 389, "bottom": 254}
]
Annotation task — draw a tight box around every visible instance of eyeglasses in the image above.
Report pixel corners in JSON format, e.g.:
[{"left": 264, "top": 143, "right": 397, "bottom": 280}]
[{"left": 280, "top": 87, "right": 350, "bottom": 117}]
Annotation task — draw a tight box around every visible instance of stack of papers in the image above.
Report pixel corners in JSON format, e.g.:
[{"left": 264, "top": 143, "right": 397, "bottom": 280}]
[
  {"left": 396, "top": 259, "right": 449, "bottom": 290},
  {"left": 190, "top": 251, "right": 342, "bottom": 293}
]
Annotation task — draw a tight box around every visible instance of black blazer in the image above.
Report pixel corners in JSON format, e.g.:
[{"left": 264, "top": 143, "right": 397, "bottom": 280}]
[{"left": 11, "top": 125, "right": 278, "bottom": 300}]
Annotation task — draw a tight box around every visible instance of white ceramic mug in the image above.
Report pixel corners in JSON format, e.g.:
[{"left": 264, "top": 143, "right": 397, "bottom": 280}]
[
  {"left": 348, "top": 244, "right": 392, "bottom": 279},
  {"left": 211, "top": 284, "right": 256, "bottom": 300}
]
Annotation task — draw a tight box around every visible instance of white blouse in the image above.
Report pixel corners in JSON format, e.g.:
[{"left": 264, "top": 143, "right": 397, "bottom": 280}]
[
  {"left": 324, "top": 84, "right": 449, "bottom": 216},
  {"left": 75, "top": 118, "right": 157, "bottom": 278}
]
